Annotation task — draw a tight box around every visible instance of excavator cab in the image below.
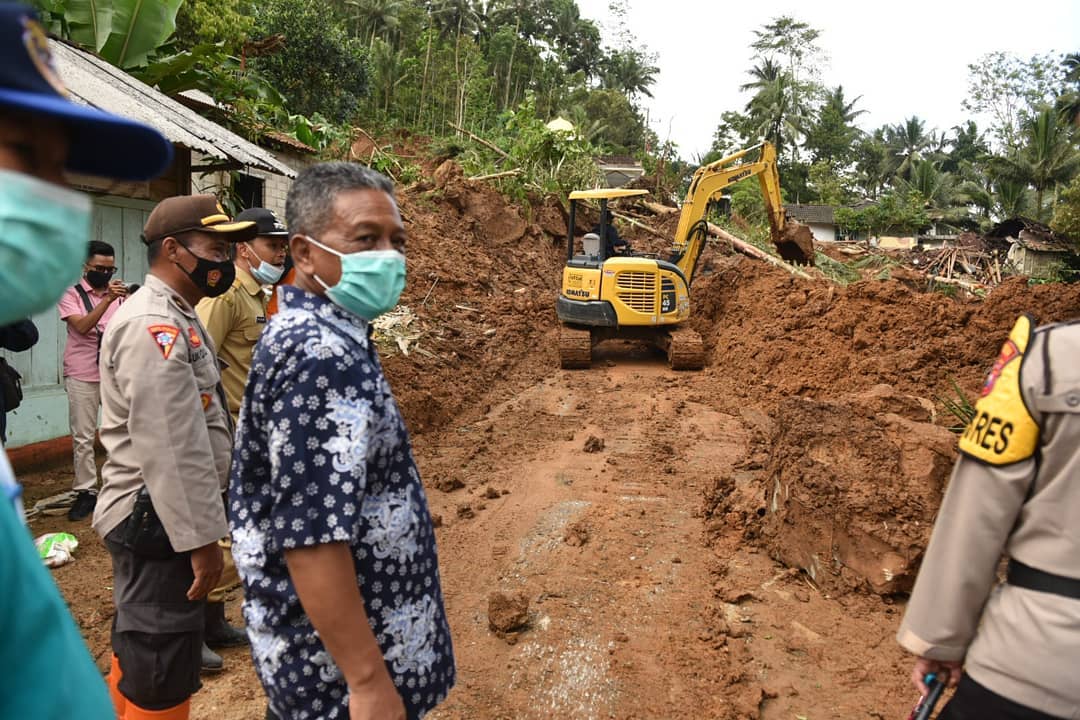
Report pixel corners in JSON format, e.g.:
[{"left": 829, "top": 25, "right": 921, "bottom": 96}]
[
  {"left": 555, "top": 141, "right": 812, "bottom": 372},
  {"left": 556, "top": 188, "right": 705, "bottom": 370}
]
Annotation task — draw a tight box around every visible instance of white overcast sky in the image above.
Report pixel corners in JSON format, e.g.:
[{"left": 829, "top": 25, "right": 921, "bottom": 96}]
[{"left": 575, "top": 0, "right": 1080, "bottom": 160}]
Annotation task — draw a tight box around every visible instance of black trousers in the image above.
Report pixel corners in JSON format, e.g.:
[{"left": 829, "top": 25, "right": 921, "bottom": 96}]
[
  {"left": 105, "top": 525, "right": 204, "bottom": 710},
  {"left": 938, "top": 674, "right": 1067, "bottom": 720}
]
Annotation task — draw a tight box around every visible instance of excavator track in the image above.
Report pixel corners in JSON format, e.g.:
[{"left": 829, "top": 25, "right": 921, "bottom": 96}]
[
  {"left": 558, "top": 327, "right": 593, "bottom": 369},
  {"left": 665, "top": 328, "right": 705, "bottom": 370}
]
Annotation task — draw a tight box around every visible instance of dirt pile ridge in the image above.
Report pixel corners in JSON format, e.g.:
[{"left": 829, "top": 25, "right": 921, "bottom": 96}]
[
  {"left": 708, "top": 385, "right": 958, "bottom": 595},
  {"left": 689, "top": 257, "right": 1080, "bottom": 596},
  {"left": 378, "top": 161, "right": 568, "bottom": 433},
  {"left": 690, "top": 259, "right": 1080, "bottom": 404}
]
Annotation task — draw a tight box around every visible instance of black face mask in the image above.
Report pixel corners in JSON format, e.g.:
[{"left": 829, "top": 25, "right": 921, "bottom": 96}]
[
  {"left": 176, "top": 243, "right": 235, "bottom": 298},
  {"left": 85, "top": 270, "right": 111, "bottom": 289}
]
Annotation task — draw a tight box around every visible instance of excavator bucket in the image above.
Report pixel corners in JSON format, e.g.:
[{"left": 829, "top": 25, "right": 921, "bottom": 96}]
[{"left": 774, "top": 220, "right": 816, "bottom": 266}]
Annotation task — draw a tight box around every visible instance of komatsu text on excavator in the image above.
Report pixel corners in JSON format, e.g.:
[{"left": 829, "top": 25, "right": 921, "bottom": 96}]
[{"left": 556, "top": 141, "right": 814, "bottom": 370}]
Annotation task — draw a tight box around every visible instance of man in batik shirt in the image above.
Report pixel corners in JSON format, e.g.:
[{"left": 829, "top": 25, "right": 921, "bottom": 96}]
[{"left": 228, "top": 162, "right": 454, "bottom": 720}]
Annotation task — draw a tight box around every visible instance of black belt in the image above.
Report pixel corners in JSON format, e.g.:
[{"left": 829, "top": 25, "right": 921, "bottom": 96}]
[{"left": 1007, "top": 559, "right": 1080, "bottom": 600}]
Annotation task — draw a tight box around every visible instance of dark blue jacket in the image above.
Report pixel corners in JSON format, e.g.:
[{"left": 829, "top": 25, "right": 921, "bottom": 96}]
[{"left": 0, "top": 319, "right": 38, "bottom": 443}]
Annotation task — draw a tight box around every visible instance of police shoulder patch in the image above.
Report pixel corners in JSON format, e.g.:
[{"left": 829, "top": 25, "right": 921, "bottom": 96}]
[
  {"left": 958, "top": 314, "right": 1039, "bottom": 465},
  {"left": 148, "top": 324, "right": 180, "bottom": 360}
]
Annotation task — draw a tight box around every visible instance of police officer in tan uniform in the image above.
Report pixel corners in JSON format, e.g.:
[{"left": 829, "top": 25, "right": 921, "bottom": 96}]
[
  {"left": 196, "top": 207, "right": 288, "bottom": 422},
  {"left": 898, "top": 314, "right": 1080, "bottom": 720},
  {"left": 92, "top": 195, "right": 255, "bottom": 720},
  {"left": 193, "top": 207, "right": 287, "bottom": 666}
]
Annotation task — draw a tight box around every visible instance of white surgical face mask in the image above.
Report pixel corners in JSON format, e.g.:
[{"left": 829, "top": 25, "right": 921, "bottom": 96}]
[{"left": 245, "top": 242, "right": 285, "bottom": 285}]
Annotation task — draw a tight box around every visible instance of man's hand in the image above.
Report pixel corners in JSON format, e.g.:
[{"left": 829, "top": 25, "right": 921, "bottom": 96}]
[
  {"left": 911, "top": 656, "right": 963, "bottom": 695},
  {"left": 187, "top": 541, "right": 224, "bottom": 600},
  {"left": 348, "top": 671, "right": 406, "bottom": 720},
  {"left": 107, "top": 279, "right": 128, "bottom": 300}
]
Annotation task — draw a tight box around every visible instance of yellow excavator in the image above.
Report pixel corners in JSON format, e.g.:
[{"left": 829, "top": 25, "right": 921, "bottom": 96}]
[{"left": 556, "top": 141, "right": 814, "bottom": 370}]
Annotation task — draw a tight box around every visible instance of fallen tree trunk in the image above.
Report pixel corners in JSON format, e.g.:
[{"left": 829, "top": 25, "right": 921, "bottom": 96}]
[
  {"left": 610, "top": 210, "right": 667, "bottom": 240},
  {"left": 467, "top": 168, "right": 522, "bottom": 181},
  {"left": 929, "top": 275, "right": 987, "bottom": 292},
  {"left": 707, "top": 223, "right": 814, "bottom": 280},
  {"left": 641, "top": 200, "right": 678, "bottom": 216},
  {"left": 447, "top": 122, "right": 510, "bottom": 160}
]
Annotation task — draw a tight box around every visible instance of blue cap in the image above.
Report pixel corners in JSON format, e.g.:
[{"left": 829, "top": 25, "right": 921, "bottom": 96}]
[{"left": 0, "top": 3, "right": 173, "bottom": 180}]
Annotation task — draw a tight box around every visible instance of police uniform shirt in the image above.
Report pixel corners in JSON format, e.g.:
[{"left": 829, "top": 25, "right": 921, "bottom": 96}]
[
  {"left": 196, "top": 265, "right": 269, "bottom": 421},
  {"left": 92, "top": 274, "right": 232, "bottom": 552},
  {"left": 898, "top": 316, "right": 1080, "bottom": 718}
]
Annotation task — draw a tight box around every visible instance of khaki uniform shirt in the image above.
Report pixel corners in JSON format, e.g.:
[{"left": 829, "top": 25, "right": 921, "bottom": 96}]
[
  {"left": 196, "top": 266, "right": 269, "bottom": 422},
  {"left": 898, "top": 316, "right": 1080, "bottom": 718},
  {"left": 92, "top": 274, "right": 232, "bottom": 553}
]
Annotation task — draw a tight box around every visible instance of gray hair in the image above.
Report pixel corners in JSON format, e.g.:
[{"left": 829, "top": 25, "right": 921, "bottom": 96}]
[{"left": 285, "top": 162, "right": 395, "bottom": 238}]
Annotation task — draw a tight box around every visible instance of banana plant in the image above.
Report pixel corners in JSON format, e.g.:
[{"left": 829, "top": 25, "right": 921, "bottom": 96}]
[{"left": 36, "top": 0, "right": 183, "bottom": 69}]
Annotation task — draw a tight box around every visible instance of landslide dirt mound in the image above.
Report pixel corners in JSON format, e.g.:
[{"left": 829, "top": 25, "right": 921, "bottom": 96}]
[
  {"left": 692, "top": 258, "right": 1080, "bottom": 596},
  {"left": 690, "top": 259, "right": 1080, "bottom": 405},
  {"left": 707, "top": 385, "right": 957, "bottom": 596},
  {"left": 380, "top": 161, "right": 568, "bottom": 433}
]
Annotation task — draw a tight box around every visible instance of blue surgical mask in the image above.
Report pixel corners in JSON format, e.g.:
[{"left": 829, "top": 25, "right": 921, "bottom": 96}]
[
  {"left": 303, "top": 236, "right": 405, "bottom": 321},
  {"left": 245, "top": 242, "right": 285, "bottom": 285},
  {"left": 0, "top": 169, "right": 91, "bottom": 325}
]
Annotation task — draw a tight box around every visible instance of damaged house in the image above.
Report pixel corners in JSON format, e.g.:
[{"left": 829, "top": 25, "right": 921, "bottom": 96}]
[{"left": 992, "top": 218, "right": 1077, "bottom": 279}]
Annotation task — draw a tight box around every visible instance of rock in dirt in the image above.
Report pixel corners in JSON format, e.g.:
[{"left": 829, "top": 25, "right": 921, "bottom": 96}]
[
  {"left": 563, "top": 520, "right": 590, "bottom": 547},
  {"left": 435, "top": 476, "right": 465, "bottom": 493},
  {"left": 483, "top": 486, "right": 501, "bottom": 499},
  {"left": 456, "top": 503, "right": 475, "bottom": 520},
  {"left": 583, "top": 435, "right": 605, "bottom": 453},
  {"left": 760, "top": 386, "right": 956, "bottom": 595},
  {"left": 487, "top": 590, "right": 529, "bottom": 634}
]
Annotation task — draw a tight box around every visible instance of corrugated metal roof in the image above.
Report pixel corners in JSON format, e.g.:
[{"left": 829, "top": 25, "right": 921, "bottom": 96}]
[
  {"left": 785, "top": 204, "right": 834, "bottom": 224},
  {"left": 51, "top": 40, "right": 296, "bottom": 178}
]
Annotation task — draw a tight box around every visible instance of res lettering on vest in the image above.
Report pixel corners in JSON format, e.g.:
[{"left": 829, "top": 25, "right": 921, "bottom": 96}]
[{"left": 957, "top": 314, "right": 1039, "bottom": 466}]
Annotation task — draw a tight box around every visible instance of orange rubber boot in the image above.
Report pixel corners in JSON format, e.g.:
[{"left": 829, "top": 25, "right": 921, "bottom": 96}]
[
  {"left": 107, "top": 654, "right": 126, "bottom": 720},
  {"left": 123, "top": 699, "right": 191, "bottom": 720}
]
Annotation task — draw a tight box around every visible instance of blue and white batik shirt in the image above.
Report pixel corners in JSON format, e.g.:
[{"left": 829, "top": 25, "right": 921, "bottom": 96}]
[{"left": 228, "top": 285, "right": 454, "bottom": 720}]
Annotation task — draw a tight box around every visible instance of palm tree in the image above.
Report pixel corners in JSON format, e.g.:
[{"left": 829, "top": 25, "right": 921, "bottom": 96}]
[
  {"left": 1057, "top": 52, "right": 1079, "bottom": 126},
  {"left": 740, "top": 59, "right": 815, "bottom": 162},
  {"left": 346, "top": 0, "right": 403, "bottom": 48},
  {"left": 886, "top": 116, "right": 933, "bottom": 181},
  {"left": 994, "top": 107, "right": 1080, "bottom": 220},
  {"left": 805, "top": 84, "right": 865, "bottom": 165},
  {"left": 853, "top": 129, "right": 892, "bottom": 198},
  {"left": 896, "top": 159, "right": 968, "bottom": 226},
  {"left": 369, "top": 37, "right": 411, "bottom": 113},
  {"left": 994, "top": 178, "right": 1032, "bottom": 219},
  {"left": 602, "top": 49, "right": 658, "bottom": 101}
]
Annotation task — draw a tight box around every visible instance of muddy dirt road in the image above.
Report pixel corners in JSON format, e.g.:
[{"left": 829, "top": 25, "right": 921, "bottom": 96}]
[{"left": 29, "top": 336, "right": 916, "bottom": 720}]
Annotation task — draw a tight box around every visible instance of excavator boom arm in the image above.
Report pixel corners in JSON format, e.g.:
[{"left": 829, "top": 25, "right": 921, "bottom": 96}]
[{"left": 671, "top": 141, "right": 812, "bottom": 279}]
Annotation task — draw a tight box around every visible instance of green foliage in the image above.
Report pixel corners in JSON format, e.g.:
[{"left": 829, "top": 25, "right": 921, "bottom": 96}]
[
  {"left": 34, "top": 0, "right": 183, "bottom": 68},
  {"left": 962, "top": 51, "right": 1065, "bottom": 153},
  {"left": 813, "top": 253, "right": 861, "bottom": 285},
  {"left": 938, "top": 378, "right": 977, "bottom": 433},
  {"left": 486, "top": 95, "right": 601, "bottom": 198},
  {"left": 1051, "top": 174, "right": 1080, "bottom": 241},
  {"left": 834, "top": 190, "right": 930, "bottom": 236},
  {"left": 807, "top": 160, "right": 847, "bottom": 206},
  {"left": 174, "top": 0, "right": 254, "bottom": 53},
  {"left": 991, "top": 106, "right": 1080, "bottom": 221},
  {"left": 729, "top": 177, "right": 768, "bottom": 225},
  {"left": 251, "top": 0, "right": 369, "bottom": 124}
]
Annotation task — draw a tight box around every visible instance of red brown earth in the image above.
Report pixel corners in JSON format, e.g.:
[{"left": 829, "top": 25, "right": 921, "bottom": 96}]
[{"left": 18, "top": 160, "right": 1080, "bottom": 719}]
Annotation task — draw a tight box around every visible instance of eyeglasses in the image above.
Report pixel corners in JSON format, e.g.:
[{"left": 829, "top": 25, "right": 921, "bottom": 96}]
[{"left": 87, "top": 265, "right": 117, "bottom": 275}]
